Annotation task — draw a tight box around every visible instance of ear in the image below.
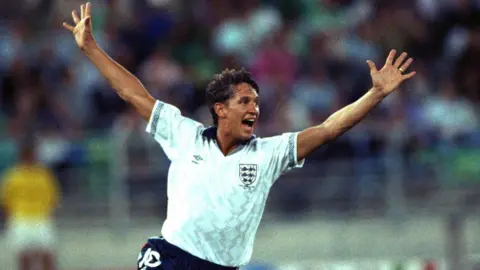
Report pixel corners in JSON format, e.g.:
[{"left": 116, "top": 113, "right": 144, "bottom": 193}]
[{"left": 214, "top": 102, "right": 227, "bottom": 120}]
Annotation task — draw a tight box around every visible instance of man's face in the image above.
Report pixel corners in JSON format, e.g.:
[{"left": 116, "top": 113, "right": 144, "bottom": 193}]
[{"left": 219, "top": 83, "right": 260, "bottom": 141}]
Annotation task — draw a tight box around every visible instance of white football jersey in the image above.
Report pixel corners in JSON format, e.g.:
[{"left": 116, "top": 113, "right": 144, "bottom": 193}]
[{"left": 146, "top": 100, "right": 304, "bottom": 267}]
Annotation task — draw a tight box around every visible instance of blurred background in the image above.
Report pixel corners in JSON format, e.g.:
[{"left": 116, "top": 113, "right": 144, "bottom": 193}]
[{"left": 0, "top": 0, "right": 480, "bottom": 269}]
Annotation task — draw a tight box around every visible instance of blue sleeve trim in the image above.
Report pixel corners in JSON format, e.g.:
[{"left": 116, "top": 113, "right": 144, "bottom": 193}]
[
  {"left": 288, "top": 133, "right": 296, "bottom": 168},
  {"left": 149, "top": 102, "right": 164, "bottom": 137}
]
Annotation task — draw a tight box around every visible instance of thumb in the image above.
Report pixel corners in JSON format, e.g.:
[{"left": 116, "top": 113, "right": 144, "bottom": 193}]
[{"left": 366, "top": 60, "right": 377, "bottom": 73}]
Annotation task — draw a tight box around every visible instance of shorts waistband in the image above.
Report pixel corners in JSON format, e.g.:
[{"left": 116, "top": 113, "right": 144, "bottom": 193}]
[{"left": 160, "top": 237, "right": 238, "bottom": 270}]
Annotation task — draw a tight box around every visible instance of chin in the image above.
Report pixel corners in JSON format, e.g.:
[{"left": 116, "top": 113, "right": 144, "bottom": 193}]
[
  {"left": 242, "top": 135, "right": 252, "bottom": 141},
  {"left": 237, "top": 125, "right": 255, "bottom": 141},
  {"left": 241, "top": 131, "right": 254, "bottom": 140}
]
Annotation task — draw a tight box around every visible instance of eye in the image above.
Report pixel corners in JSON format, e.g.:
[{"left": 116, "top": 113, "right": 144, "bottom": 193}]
[{"left": 238, "top": 98, "right": 249, "bottom": 105}]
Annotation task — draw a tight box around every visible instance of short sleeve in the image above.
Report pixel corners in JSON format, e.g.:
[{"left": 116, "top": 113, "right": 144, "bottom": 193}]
[
  {"left": 146, "top": 100, "right": 204, "bottom": 160},
  {"left": 259, "top": 132, "right": 305, "bottom": 184}
]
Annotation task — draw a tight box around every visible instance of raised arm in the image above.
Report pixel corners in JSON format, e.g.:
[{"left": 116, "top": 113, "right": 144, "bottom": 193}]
[
  {"left": 297, "top": 49, "right": 416, "bottom": 161},
  {"left": 63, "top": 2, "right": 155, "bottom": 121}
]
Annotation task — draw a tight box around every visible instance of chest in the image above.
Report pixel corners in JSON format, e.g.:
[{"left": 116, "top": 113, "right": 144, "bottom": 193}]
[{"left": 168, "top": 142, "right": 269, "bottom": 197}]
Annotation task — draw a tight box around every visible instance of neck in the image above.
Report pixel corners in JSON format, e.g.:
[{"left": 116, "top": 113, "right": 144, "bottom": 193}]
[{"left": 216, "top": 127, "right": 240, "bottom": 156}]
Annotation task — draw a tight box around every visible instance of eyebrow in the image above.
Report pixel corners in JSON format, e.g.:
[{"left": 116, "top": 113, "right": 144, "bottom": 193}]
[{"left": 238, "top": 96, "right": 260, "bottom": 102}]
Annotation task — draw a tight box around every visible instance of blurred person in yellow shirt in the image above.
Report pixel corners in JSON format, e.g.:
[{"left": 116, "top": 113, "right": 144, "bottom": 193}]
[{"left": 1, "top": 138, "right": 60, "bottom": 270}]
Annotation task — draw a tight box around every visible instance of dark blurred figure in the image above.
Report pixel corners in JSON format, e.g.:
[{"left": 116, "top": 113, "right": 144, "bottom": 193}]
[{"left": 0, "top": 137, "right": 60, "bottom": 270}]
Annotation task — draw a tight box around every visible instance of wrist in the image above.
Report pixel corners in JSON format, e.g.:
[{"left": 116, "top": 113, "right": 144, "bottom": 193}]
[
  {"left": 369, "top": 87, "right": 388, "bottom": 99},
  {"left": 81, "top": 42, "right": 100, "bottom": 56}
]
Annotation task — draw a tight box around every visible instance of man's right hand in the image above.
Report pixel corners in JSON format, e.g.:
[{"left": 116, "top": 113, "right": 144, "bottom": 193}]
[{"left": 63, "top": 2, "right": 97, "bottom": 52}]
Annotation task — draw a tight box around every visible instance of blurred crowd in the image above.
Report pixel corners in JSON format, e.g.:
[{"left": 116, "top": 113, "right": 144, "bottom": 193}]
[{"left": 0, "top": 0, "right": 479, "bottom": 196}]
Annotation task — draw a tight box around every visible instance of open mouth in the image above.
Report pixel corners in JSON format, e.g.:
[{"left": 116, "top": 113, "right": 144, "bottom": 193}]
[{"left": 241, "top": 119, "right": 255, "bottom": 128}]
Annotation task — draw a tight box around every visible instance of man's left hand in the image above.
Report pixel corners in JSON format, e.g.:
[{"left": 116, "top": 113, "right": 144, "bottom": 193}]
[{"left": 366, "top": 49, "right": 416, "bottom": 96}]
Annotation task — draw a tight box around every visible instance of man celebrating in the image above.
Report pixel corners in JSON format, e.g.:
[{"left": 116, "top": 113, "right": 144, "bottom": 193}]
[{"left": 63, "top": 3, "right": 416, "bottom": 270}]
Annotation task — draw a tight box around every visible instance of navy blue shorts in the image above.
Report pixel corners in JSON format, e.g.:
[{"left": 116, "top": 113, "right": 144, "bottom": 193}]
[{"left": 137, "top": 237, "right": 239, "bottom": 270}]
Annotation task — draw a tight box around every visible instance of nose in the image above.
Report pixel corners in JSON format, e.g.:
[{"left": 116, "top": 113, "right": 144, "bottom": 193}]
[{"left": 247, "top": 103, "right": 259, "bottom": 115}]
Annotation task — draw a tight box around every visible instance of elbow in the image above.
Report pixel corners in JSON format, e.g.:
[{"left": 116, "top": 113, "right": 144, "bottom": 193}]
[
  {"left": 118, "top": 88, "right": 143, "bottom": 102},
  {"left": 117, "top": 84, "right": 146, "bottom": 102},
  {"left": 113, "top": 78, "right": 146, "bottom": 102},
  {"left": 116, "top": 88, "right": 130, "bottom": 101}
]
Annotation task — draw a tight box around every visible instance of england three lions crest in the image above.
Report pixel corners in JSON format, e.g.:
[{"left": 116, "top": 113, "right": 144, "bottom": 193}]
[{"left": 239, "top": 164, "right": 258, "bottom": 190}]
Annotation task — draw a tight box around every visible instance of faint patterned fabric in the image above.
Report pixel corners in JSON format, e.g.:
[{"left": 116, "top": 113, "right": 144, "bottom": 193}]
[{"left": 145, "top": 100, "right": 304, "bottom": 266}]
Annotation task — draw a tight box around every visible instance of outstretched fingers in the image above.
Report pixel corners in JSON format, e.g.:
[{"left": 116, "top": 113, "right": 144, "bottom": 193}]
[
  {"left": 403, "top": 71, "right": 416, "bottom": 80},
  {"left": 400, "top": 58, "right": 414, "bottom": 73},
  {"left": 63, "top": 22, "right": 74, "bottom": 32},
  {"left": 85, "top": 2, "right": 92, "bottom": 17},
  {"left": 394, "top": 52, "right": 408, "bottom": 67},
  {"left": 64, "top": 6, "right": 80, "bottom": 32},
  {"left": 72, "top": 10, "right": 80, "bottom": 24},
  {"left": 80, "top": 4, "right": 85, "bottom": 19},
  {"left": 366, "top": 60, "right": 378, "bottom": 73},
  {"left": 63, "top": 3, "right": 91, "bottom": 32},
  {"left": 401, "top": 58, "right": 416, "bottom": 80},
  {"left": 385, "top": 49, "right": 396, "bottom": 66}
]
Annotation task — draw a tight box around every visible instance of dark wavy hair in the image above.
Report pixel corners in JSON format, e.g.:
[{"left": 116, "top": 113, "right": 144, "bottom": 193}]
[{"left": 205, "top": 68, "right": 259, "bottom": 125}]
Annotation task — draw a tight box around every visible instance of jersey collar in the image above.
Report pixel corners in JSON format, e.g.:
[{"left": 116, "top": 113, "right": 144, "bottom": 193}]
[{"left": 201, "top": 126, "right": 256, "bottom": 145}]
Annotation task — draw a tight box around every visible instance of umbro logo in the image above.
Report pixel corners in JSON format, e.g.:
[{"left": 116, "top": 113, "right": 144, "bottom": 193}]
[{"left": 192, "top": 155, "right": 203, "bottom": 164}]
